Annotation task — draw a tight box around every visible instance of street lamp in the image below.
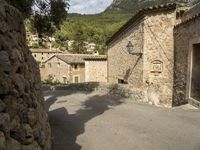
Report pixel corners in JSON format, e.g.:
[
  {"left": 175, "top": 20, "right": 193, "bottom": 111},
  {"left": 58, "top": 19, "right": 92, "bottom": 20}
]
[{"left": 126, "top": 41, "right": 143, "bottom": 57}]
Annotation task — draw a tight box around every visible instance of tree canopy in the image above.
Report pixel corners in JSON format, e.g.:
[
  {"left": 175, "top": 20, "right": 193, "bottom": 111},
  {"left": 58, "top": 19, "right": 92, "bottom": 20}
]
[{"left": 6, "top": 0, "right": 69, "bottom": 37}]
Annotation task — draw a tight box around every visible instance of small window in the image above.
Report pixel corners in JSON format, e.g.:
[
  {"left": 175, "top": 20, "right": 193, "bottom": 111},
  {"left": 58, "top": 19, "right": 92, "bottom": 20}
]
[
  {"left": 118, "top": 79, "right": 128, "bottom": 84},
  {"left": 74, "top": 76, "right": 79, "bottom": 83},
  {"left": 74, "top": 64, "right": 78, "bottom": 70},
  {"left": 42, "top": 53, "right": 44, "bottom": 55},
  {"left": 34, "top": 54, "right": 37, "bottom": 57},
  {"left": 57, "top": 62, "right": 60, "bottom": 67},
  {"left": 63, "top": 77, "right": 67, "bottom": 84},
  {"left": 42, "top": 57, "right": 44, "bottom": 60}
]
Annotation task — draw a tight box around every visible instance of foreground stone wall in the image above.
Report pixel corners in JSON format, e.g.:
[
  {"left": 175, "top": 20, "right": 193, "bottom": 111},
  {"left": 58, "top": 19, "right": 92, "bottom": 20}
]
[
  {"left": 173, "top": 7, "right": 200, "bottom": 107},
  {"left": 0, "top": 1, "right": 51, "bottom": 149}
]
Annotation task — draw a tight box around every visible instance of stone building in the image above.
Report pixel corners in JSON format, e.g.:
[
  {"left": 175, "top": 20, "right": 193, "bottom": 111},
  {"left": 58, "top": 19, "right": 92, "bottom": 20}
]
[
  {"left": 30, "top": 48, "right": 62, "bottom": 63},
  {"left": 85, "top": 55, "right": 107, "bottom": 82},
  {"left": 42, "top": 54, "right": 86, "bottom": 83},
  {"left": 107, "top": 3, "right": 188, "bottom": 106},
  {"left": 173, "top": 3, "right": 200, "bottom": 107},
  {"left": 41, "top": 54, "right": 108, "bottom": 84}
]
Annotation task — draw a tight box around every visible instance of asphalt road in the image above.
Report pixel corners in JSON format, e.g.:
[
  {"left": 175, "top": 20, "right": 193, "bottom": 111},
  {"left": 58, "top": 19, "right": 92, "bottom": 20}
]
[{"left": 44, "top": 90, "right": 200, "bottom": 150}]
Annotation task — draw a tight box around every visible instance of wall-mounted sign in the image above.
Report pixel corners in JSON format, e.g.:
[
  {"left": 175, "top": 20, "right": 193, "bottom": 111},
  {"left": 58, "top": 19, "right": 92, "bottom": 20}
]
[{"left": 151, "top": 60, "right": 163, "bottom": 73}]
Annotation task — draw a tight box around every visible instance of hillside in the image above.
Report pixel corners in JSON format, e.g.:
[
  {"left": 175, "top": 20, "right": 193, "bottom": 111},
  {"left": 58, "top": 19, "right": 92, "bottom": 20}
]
[
  {"left": 105, "top": 0, "right": 198, "bottom": 13},
  {"left": 28, "top": 0, "right": 199, "bottom": 54}
]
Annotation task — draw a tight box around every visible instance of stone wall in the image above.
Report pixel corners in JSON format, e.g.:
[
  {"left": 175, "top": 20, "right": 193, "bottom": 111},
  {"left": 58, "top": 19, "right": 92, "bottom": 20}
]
[
  {"left": 107, "top": 9, "right": 177, "bottom": 106},
  {"left": 42, "top": 82, "right": 146, "bottom": 103},
  {"left": 143, "top": 10, "right": 176, "bottom": 105},
  {"left": 43, "top": 56, "right": 70, "bottom": 83},
  {"left": 107, "top": 19, "right": 144, "bottom": 87},
  {"left": 0, "top": 1, "right": 51, "bottom": 149},
  {"left": 85, "top": 60, "right": 107, "bottom": 82},
  {"left": 173, "top": 4, "right": 200, "bottom": 107}
]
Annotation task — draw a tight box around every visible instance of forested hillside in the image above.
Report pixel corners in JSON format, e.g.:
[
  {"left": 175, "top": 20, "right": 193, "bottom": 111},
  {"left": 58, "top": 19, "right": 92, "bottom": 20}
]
[{"left": 27, "top": 0, "right": 199, "bottom": 54}]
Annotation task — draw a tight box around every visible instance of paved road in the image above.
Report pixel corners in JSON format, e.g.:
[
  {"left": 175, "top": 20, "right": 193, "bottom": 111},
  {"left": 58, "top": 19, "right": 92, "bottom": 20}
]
[{"left": 44, "top": 90, "right": 200, "bottom": 150}]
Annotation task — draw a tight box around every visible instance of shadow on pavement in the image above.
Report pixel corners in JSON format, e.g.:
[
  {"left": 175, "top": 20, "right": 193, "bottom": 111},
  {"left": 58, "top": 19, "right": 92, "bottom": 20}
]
[{"left": 45, "top": 90, "right": 124, "bottom": 150}]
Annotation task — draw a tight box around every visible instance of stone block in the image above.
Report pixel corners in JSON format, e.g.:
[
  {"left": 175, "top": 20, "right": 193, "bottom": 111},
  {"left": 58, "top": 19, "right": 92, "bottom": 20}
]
[
  {"left": 0, "top": 131, "right": 6, "bottom": 150},
  {"left": 0, "top": 99, "right": 5, "bottom": 112},
  {"left": 0, "top": 51, "right": 11, "bottom": 73},
  {"left": 7, "top": 137, "right": 21, "bottom": 150}
]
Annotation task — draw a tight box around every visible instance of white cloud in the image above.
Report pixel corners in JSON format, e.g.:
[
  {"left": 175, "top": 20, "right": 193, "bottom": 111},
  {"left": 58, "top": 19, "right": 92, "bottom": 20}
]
[{"left": 69, "top": 0, "right": 113, "bottom": 14}]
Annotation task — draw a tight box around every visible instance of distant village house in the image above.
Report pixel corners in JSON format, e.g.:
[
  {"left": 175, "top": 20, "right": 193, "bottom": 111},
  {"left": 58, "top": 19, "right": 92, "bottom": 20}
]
[{"left": 41, "top": 54, "right": 107, "bottom": 84}]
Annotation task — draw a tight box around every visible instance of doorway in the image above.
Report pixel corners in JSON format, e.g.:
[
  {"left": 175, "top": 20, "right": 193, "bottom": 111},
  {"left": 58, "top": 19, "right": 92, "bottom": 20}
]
[{"left": 190, "top": 43, "right": 200, "bottom": 102}]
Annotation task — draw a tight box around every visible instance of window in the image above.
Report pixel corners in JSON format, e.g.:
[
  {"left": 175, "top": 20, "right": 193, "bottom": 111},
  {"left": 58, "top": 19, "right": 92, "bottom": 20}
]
[
  {"left": 57, "top": 62, "right": 60, "bottom": 67},
  {"left": 74, "top": 76, "right": 80, "bottom": 83},
  {"left": 34, "top": 54, "right": 37, "bottom": 57},
  {"left": 42, "top": 53, "right": 44, "bottom": 55},
  {"left": 48, "top": 63, "right": 52, "bottom": 68},
  {"left": 63, "top": 77, "right": 67, "bottom": 84},
  {"left": 42, "top": 57, "right": 44, "bottom": 60},
  {"left": 118, "top": 79, "right": 128, "bottom": 84},
  {"left": 74, "top": 64, "right": 78, "bottom": 70}
]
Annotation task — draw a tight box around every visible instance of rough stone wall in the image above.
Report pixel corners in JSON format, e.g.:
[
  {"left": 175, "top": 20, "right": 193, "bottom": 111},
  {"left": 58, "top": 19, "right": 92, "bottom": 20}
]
[
  {"left": 107, "top": 10, "right": 177, "bottom": 106},
  {"left": 143, "top": 10, "right": 176, "bottom": 105},
  {"left": 173, "top": 8, "right": 200, "bottom": 107},
  {"left": 107, "top": 20, "right": 144, "bottom": 87},
  {"left": 43, "top": 56, "right": 70, "bottom": 83},
  {"left": 85, "top": 60, "right": 107, "bottom": 82},
  {"left": 0, "top": 1, "right": 51, "bottom": 149},
  {"left": 42, "top": 83, "right": 145, "bottom": 103},
  {"left": 32, "top": 52, "right": 57, "bottom": 63}
]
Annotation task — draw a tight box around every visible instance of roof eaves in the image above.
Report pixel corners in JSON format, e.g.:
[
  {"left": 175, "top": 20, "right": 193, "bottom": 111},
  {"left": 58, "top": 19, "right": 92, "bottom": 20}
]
[{"left": 106, "top": 3, "right": 177, "bottom": 46}]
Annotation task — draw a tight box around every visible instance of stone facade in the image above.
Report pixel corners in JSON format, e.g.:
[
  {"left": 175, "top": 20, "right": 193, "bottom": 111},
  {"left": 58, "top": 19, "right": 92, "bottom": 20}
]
[
  {"left": 108, "top": 20, "right": 144, "bottom": 88},
  {"left": 173, "top": 3, "right": 200, "bottom": 107},
  {"left": 42, "top": 54, "right": 108, "bottom": 84},
  {"left": 107, "top": 4, "right": 186, "bottom": 106},
  {"left": 143, "top": 11, "right": 176, "bottom": 105},
  {"left": 0, "top": 1, "right": 51, "bottom": 149},
  {"left": 31, "top": 48, "right": 61, "bottom": 63},
  {"left": 42, "top": 55, "right": 85, "bottom": 84},
  {"left": 85, "top": 57, "right": 107, "bottom": 82}
]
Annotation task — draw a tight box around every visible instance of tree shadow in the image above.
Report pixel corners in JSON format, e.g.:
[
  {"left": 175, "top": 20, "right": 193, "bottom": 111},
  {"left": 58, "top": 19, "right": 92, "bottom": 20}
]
[{"left": 45, "top": 90, "right": 124, "bottom": 150}]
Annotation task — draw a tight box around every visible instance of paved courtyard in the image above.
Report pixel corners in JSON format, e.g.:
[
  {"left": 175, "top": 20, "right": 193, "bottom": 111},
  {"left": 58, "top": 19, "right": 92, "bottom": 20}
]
[{"left": 44, "top": 90, "right": 200, "bottom": 150}]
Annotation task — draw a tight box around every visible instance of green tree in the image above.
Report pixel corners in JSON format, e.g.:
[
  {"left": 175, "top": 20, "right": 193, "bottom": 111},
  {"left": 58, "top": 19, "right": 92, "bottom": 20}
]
[
  {"left": 6, "top": 0, "right": 69, "bottom": 37},
  {"left": 71, "top": 22, "right": 87, "bottom": 53}
]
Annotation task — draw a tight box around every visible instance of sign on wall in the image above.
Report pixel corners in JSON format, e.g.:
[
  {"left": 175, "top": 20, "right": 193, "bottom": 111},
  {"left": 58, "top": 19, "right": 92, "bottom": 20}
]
[{"left": 151, "top": 60, "right": 163, "bottom": 74}]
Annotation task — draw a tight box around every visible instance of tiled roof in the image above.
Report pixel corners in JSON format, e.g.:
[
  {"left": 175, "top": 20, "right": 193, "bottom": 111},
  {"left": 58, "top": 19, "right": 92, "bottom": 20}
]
[
  {"left": 56, "top": 54, "right": 87, "bottom": 64},
  {"left": 175, "top": 2, "right": 200, "bottom": 28},
  {"left": 84, "top": 55, "right": 107, "bottom": 60},
  {"left": 45, "top": 54, "right": 107, "bottom": 64},
  {"left": 30, "top": 48, "right": 62, "bottom": 53},
  {"left": 106, "top": 3, "right": 179, "bottom": 45}
]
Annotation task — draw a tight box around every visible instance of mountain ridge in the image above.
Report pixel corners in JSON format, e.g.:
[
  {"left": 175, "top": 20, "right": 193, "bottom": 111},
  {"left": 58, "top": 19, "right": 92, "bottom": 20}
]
[{"left": 104, "top": 0, "right": 198, "bottom": 14}]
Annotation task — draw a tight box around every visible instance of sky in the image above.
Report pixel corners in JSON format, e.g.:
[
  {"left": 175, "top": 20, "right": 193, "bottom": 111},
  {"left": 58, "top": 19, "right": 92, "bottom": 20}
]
[{"left": 68, "top": 0, "right": 113, "bottom": 14}]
